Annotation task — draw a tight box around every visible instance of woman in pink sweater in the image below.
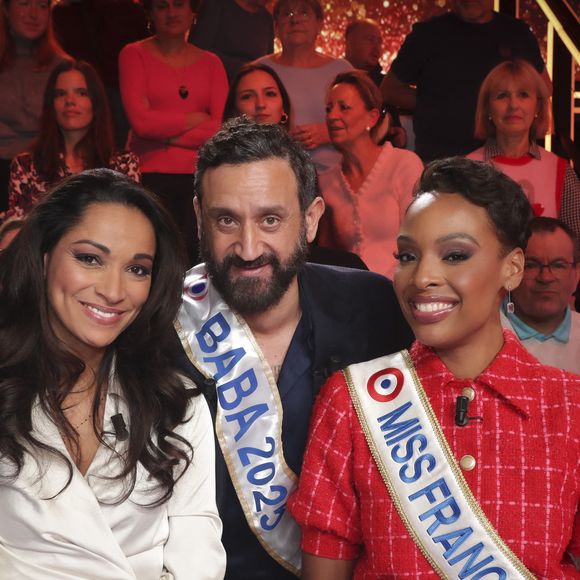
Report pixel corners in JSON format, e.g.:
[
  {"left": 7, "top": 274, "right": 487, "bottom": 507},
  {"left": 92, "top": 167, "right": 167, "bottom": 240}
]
[{"left": 119, "top": 0, "right": 227, "bottom": 261}]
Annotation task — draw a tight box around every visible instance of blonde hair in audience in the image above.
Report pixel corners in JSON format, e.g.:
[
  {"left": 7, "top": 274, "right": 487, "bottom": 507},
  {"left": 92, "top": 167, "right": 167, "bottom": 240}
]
[{"left": 474, "top": 59, "right": 550, "bottom": 141}]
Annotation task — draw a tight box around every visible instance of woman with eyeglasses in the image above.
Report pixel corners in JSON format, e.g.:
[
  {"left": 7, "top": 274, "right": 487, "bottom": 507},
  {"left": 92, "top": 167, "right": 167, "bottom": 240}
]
[
  {"left": 254, "top": 0, "right": 352, "bottom": 172},
  {"left": 119, "top": 0, "right": 228, "bottom": 262}
]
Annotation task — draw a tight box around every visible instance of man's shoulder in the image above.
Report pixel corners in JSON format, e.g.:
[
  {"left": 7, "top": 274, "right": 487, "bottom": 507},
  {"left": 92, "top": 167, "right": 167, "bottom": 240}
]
[
  {"left": 408, "top": 11, "right": 457, "bottom": 34},
  {"left": 301, "top": 262, "right": 392, "bottom": 291}
]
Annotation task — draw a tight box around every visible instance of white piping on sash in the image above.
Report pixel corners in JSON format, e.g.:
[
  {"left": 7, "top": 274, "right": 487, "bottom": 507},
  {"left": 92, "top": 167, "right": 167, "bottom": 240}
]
[
  {"left": 344, "top": 350, "right": 535, "bottom": 579},
  {"left": 176, "top": 264, "right": 301, "bottom": 576}
]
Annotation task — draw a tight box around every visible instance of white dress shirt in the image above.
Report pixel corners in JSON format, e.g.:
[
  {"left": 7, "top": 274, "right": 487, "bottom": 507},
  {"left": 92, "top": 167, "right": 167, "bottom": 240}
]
[{"left": 0, "top": 375, "right": 226, "bottom": 579}]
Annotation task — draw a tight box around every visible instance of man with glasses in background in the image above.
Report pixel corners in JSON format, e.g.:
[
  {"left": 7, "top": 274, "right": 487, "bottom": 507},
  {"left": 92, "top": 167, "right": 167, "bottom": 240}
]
[{"left": 502, "top": 217, "right": 580, "bottom": 373}]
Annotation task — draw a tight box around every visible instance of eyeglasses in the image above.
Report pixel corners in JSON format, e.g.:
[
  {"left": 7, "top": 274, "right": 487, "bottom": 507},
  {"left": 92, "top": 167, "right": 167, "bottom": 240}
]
[
  {"left": 523, "top": 260, "right": 576, "bottom": 276},
  {"left": 277, "top": 7, "right": 314, "bottom": 21}
]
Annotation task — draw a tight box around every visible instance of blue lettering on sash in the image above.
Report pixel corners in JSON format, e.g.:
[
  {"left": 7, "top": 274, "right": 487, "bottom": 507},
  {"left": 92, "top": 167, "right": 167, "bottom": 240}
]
[
  {"left": 195, "top": 312, "right": 231, "bottom": 353},
  {"left": 226, "top": 403, "right": 268, "bottom": 441},
  {"left": 193, "top": 311, "right": 287, "bottom": 531},
  {"left": 432, "top": 527, "right": 474, "bottom": 558},
  {"left": 378, "top": 401, "right": 422, "bottom": 446},
  {"left": 372, "top": 383, "right": 509, "bottom": 578},
  {"left": 203, "top": 347, "right": 246, "bottom": 381}
]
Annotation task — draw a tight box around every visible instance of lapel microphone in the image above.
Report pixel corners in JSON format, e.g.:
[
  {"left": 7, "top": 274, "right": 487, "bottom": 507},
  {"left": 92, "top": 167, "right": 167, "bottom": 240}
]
[
  {"left": 111, "top": 413, "right": 129, "bottom": 441},
  {"left": 454, "top": 395, "right": 483, "bottom": 427}
]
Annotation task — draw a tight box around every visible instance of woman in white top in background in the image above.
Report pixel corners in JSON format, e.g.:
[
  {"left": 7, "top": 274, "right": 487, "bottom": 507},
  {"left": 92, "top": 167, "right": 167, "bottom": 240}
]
[{"left": 0, "top": 169, "right": 225, "bottom": 579}]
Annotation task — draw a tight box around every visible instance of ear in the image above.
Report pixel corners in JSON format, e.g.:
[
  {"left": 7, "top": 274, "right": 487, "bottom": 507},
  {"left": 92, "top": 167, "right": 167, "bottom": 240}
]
[
  {"left": 367, "top": 107, "right": 381, "bottom": 130},
  {"left": 304, "top": 196, "right": 325, "bottom": 243},
  {"left": 193, "top": 196, "right": 202, "bottom": 240},
  {"left": 502, "top": 247, "right": 525, "bottom": 292}
]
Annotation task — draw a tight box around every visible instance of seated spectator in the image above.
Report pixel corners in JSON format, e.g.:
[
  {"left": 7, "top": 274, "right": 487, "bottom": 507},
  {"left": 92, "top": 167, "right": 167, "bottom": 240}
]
[
  {"left": 0, "top": 218, "right": 22, "bottom": 251},
  {"left": 8, "top": 60, "right": 139, "bottom": 218},
  {"left": 190, "top": 0, "right": 273, "bottom": 82},
  {"left": 0, "top": 0, "right": 67, "bottom": 211},
  {"left": 119, "top": 0, "right": 227, "bottom": 263},
  {"left": 317, "top": 71, "right": 423, "bottom": 278},
  {"left": 502, "top": 217, "right": 579, "bottom": 374},
  {"left": 222, "top": 63, "right": 291, "bottom": 126},
  {"left": 344, "top": 18, "right": 406, "bottom": 148},
  {"left": 0, "top": 168, "right": 225, "bottom": 578},
  {"left": 254, "top": 0, "right": 352, "bottom": 172},
  {"left": 52, "top": 0, "right": 149, "bottom": 148},
  {"left": 468, "top": 59, "right": 580, "bottom": 240}
]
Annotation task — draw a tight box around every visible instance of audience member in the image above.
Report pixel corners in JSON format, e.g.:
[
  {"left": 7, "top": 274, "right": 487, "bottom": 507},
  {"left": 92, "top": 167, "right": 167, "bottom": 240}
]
[
  {"left": 381, "top": 0, "right": 546, "bottom": 162},
  {"left": 52, "top": 0, "right": 149, "bottom": 148},
  {"left": 176, "top": 118, "right": 413, "bottom": 579},
  {"left": 468, "top": 59, "right": 580, "bottom": 240},
  {"left": 0, "top": 217, "right": 22, "bottom": 251},
  {"left": 222, "top": 62, "right": 291, "bottom": 125},
  {"left": 344, "top": 18, "right": 405, "bottom": 147},
  {"left": 502, "top": 217, "right": 579, "bottom": 374},
  {"left": 0, "top": 169, "right": 226, "bottom": 578},
  {"left": 0, "top": 0, "right": 67, "bottom": 211},
  {"left": 119, "top": 0, "right": 227, "bottom": 262},
  {"left": 317, "top": 71, "right": 423, "bottom": 278},
  {"left": 290, "top": 157, "right": 580, "bottom": 578},
  {"left": 255, "top": 0, "right": 352, "bottom": 172},
  {"left": 190, "top": 0, "right": 273, "bottom": 82},
  {"left": 8, "top": 59, "right": 140, "bottom": 218}
]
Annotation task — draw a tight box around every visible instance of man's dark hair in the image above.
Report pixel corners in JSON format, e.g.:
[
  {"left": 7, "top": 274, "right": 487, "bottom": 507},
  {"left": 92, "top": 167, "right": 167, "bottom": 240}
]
[
  {"left": 194, "top": 117, "right": 318, "bottom": 211},
  {"left": 528, "top": 216, "right": 578, "bottom": 262},
  {"left": 415, "top": 157, "right": 534, "bottom": 253}
]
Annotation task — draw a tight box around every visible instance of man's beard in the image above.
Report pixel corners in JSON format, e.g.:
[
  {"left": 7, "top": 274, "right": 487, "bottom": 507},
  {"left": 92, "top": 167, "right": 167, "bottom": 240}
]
[{"left": 199, "top": 226, "right": 309, "bottom": 316}]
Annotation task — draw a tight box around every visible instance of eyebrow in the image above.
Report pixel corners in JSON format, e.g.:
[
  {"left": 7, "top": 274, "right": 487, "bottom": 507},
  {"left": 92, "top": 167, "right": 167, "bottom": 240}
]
[
  {"left": 206, "top": 205, "right": 289, "bottom": 217},
  {"left": 397, "top": 233, "right": 481, "bottom": 246},
  {"left": 72, "top": 239, "right": 154, "bottom": 262}
]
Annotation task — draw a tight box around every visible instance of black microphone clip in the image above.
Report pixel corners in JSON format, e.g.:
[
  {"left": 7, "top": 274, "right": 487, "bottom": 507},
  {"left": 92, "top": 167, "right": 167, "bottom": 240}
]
[
  {"left": 454, "top": 395, "right": 483, "bottom": 427},
  {"left": 111, "top": 413, "right": 129, "bottom": 441}
]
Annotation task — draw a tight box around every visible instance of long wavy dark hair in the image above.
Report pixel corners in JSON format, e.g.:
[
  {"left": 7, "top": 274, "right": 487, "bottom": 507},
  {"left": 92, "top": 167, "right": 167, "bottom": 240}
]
[
  {"left": 0, "top": 168, "right": 194, "bottom": 505},
  {"left": 33, "top": 60, "right": 116, "bottom": 185},
  {"left": 0, "top": 0, "right": 65, "bottom": 71}
]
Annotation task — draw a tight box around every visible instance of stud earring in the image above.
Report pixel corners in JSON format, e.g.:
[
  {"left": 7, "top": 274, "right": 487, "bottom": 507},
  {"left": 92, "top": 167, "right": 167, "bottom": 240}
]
[{"left": 506, "top": 284, "right": 515, "bottom": 314}]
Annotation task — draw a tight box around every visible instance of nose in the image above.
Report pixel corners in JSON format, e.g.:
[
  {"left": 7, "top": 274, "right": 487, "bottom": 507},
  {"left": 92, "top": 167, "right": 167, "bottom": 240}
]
[
  {"left": 326, "top": 103, "right": 337, "bottom": 120},
  {"left": 255, "top": 94, "right": 266, "bottom": 111},
  {"left": 410, "top": 255, "right": 442, "bottom": 290},
  {"left": 96, "top": 268, "right": 126, "bottom": 304},
  {"left": 236, "top": 223, "right": 262, "bottom": 261},
  {"left": 29, "top": 3, "right": 39, "bottom": 19},
  {"left": 537, "top": 264, "right": 556, "bottom": 283}
]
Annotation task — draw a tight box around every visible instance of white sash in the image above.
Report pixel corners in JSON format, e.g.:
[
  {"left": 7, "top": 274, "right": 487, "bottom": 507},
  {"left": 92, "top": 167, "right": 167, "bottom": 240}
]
[
  {"left": 176, "top": 264, "right": 301, "bottom": 576},
  {"left": 344, "top": 350, "right": 535, "bottom": 579}
]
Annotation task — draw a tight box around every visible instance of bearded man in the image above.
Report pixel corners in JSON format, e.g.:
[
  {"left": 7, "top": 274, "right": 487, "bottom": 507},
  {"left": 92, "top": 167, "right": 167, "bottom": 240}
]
[{"left": 176, "top": 117, "right": 413, "bottom": 580}]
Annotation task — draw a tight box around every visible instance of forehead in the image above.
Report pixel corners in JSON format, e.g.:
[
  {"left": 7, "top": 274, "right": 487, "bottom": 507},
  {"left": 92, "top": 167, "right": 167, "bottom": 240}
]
[
  {"left": 402, "top": 193, "right": 498, "bottom": 242},
  {"left": 350, "top": 22, "right": 381, "bottom": 40},
  {"left": 56, "top": 70, "right": 87, "bottom": 87},
  {"left": 327, "top": 82, "right": 363, "bottom": 101},
  {"left": 201, "top": 158, "right": 300, "bottom": 212},
  {"left": 526, "top": 229, "right": 575, "bottom": 259},
  {"left": 64, "top": 202, "right": 152, "bottom": 235},
  {"left": 237, "top": 70, "right": 277, "bottom": 90}
]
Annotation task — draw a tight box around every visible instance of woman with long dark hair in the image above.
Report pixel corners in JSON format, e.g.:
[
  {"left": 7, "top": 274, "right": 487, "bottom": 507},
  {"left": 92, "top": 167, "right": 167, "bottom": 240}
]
[
  {"left": 222, "top": 63, "right": 291, "bottom": 126},
  {"left": 0, "top": 0, "right": 67, "bottom": 210},
  {"left": 7, "top": 59, "right": 139, "bottom": 218},
  {"left": 0, "top": 169, "right": 225, "bottom": 578}
]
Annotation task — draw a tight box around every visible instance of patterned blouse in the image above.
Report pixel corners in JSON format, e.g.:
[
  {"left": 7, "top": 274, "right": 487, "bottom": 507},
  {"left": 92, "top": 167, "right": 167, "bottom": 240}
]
[{"left": 7, "top": 151, "right": 141, "bottom": 218}]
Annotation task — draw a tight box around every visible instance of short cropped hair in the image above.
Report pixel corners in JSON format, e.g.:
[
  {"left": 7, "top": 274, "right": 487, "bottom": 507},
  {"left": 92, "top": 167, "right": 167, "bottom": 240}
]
[
  {"left": 415, "top": 157, "right": 534, "bottom": 252},
  {"left": 273, "top": 0, "right": 323, "bottom": 22},
  {"left": 528, "top": 216, "right": 578, "bottom": 261},
  {"left": 194, "top": 117, "right": 318, "bottom": 212},
  {"left": 474, "top": 59, "right": 550, "bottom": 141}
]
